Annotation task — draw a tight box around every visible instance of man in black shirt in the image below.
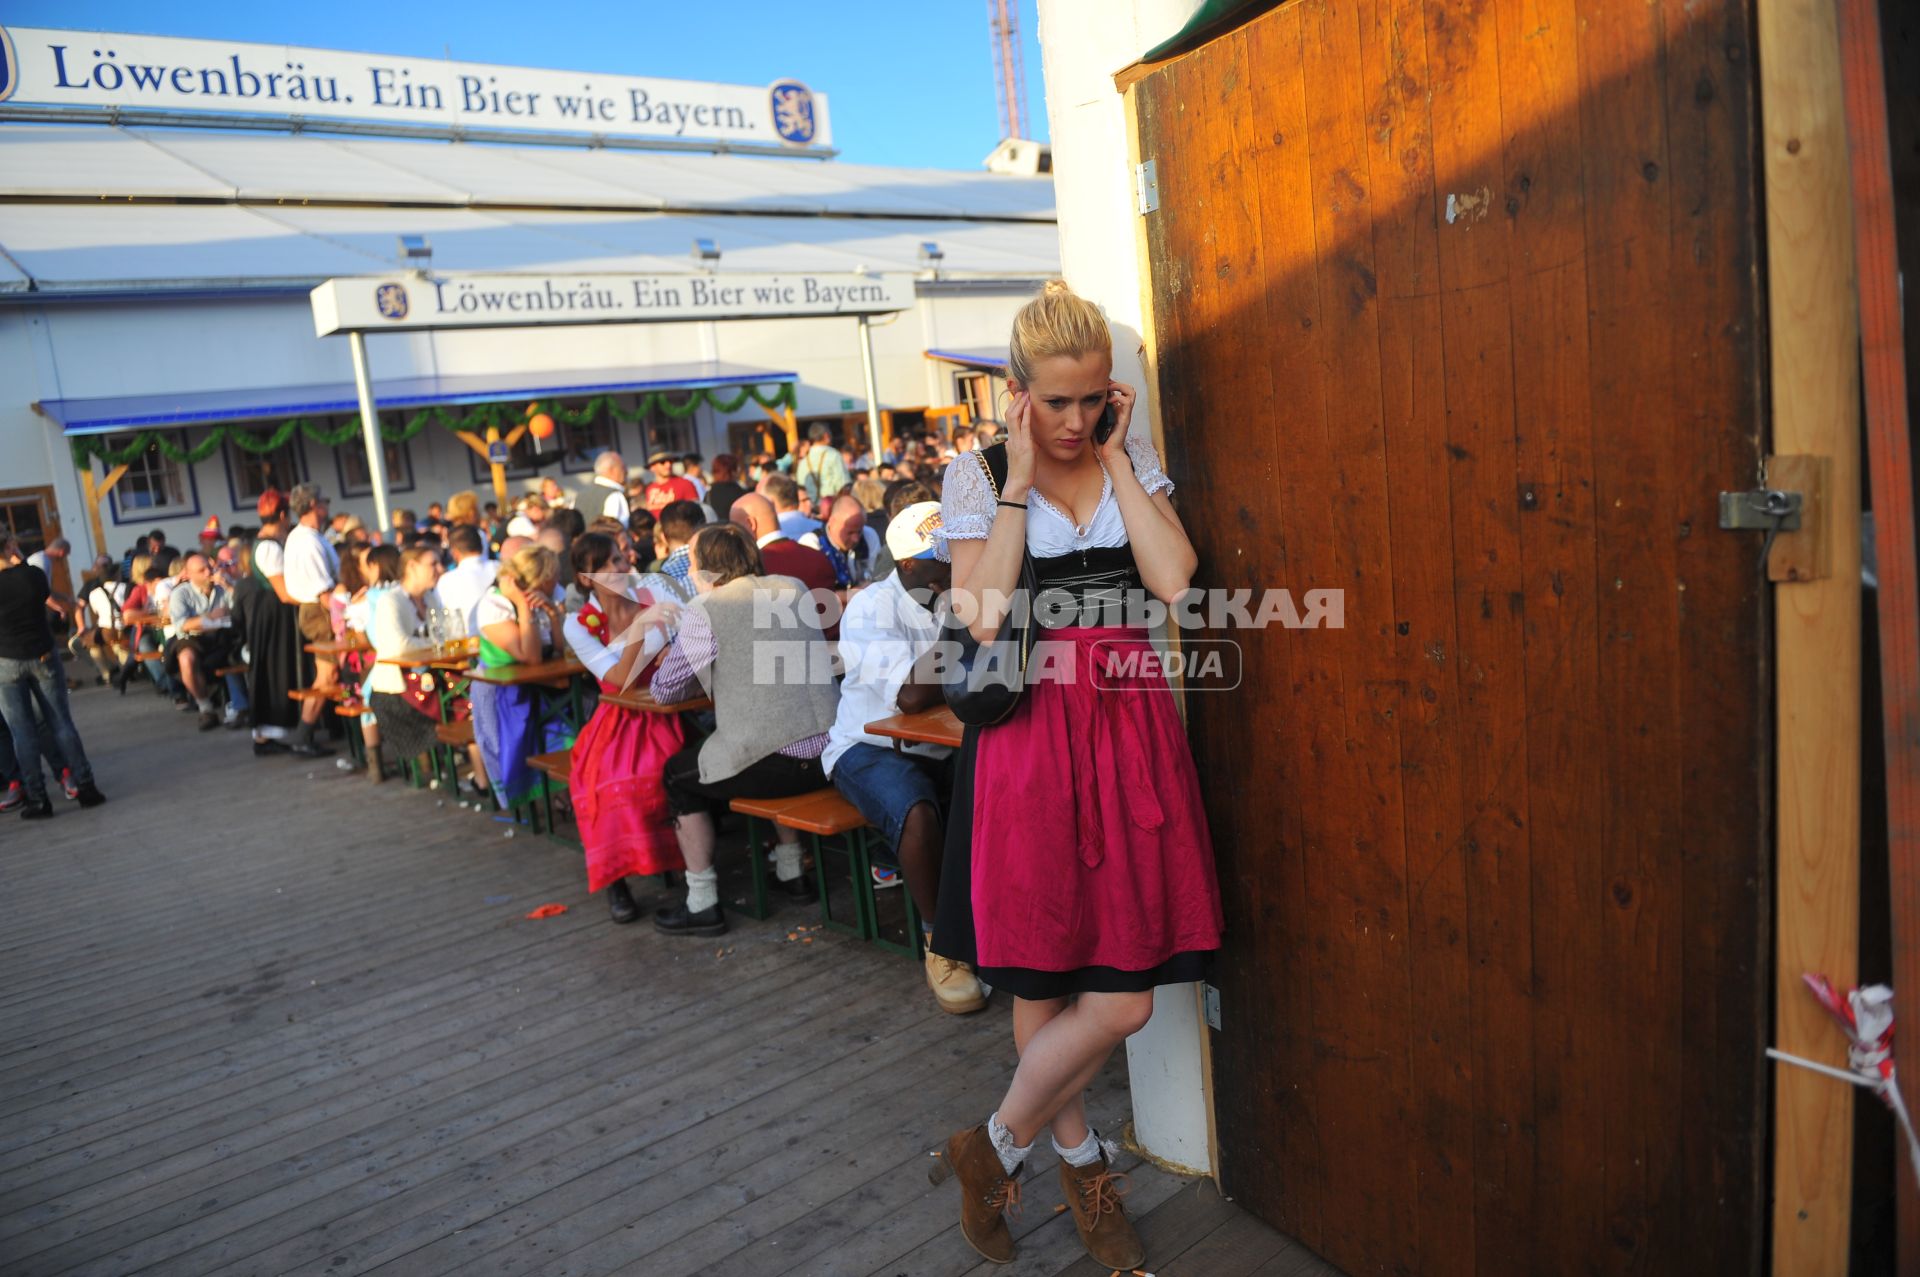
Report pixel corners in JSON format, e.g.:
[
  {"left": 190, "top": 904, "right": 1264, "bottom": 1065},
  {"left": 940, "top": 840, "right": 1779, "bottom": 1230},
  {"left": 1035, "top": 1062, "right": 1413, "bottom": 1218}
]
[{"left": 0, "top": 535, "right": 104, "bottom": 818}]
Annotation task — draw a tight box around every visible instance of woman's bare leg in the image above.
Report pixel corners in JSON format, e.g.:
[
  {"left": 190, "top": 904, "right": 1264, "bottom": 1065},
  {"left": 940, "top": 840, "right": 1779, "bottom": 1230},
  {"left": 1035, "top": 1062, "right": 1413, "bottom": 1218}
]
[
  {"left": 1011, "top": 995, "right": 1087, "bottom": 1148},
  {"left": 997, "top": 990, "right": 1153, "bottom": 1147}
]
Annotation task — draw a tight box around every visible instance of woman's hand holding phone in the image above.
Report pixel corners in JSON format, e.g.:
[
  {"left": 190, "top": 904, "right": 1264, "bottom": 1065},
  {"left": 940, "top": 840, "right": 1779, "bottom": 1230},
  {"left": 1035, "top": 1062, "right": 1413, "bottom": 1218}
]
[
  {"left": 1003, "top": 388, "right": 1035, "bottom": 500},
  {"left": 1095, "top": 380, "right": 1136, "bottom": 467}
]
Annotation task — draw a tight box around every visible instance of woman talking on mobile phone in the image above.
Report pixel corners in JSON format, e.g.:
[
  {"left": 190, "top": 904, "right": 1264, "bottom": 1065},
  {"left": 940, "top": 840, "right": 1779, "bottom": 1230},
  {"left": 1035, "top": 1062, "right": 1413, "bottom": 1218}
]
[{"left": 931, "top": 280, "right": 1223, "bottom": 1269}]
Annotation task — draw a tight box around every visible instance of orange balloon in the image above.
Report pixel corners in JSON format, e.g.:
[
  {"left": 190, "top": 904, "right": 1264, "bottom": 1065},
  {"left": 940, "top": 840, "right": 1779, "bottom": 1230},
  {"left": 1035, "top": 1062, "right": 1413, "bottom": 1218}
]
[{"left": 528, "top": 412, "right": 556, "bottom": 440}]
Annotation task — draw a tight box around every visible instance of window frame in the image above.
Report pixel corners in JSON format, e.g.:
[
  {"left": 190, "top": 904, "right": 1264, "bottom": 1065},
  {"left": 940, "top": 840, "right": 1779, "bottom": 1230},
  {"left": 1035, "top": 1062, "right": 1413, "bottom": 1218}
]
[
  {"left": 632, "top": 393, "right": 701, "bottom": 463},
  {"left": 104, "top": 431, "right": 201, "bottom": 524},
  {"left": 220, "top": 426, "right": 309, "bottom": 512},
  {"left": 558, "top": 400, "right": 624, "bottom": 475},
  {"left": 334, "top": 417, "right": 417, "bottom": 497}
]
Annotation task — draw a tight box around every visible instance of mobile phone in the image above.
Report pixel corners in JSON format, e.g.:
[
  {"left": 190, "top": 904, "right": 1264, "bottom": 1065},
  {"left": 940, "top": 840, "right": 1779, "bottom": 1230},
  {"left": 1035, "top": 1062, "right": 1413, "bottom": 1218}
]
[{"left": 1094, "top": 402, "right": 1117, "bottom": 447}]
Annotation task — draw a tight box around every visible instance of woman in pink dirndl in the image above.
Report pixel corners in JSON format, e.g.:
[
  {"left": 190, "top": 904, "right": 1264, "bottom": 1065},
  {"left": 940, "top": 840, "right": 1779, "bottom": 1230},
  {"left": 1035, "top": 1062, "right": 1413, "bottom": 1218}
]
[
  {"left": 932, "top": 281, "right": 1223, "bottom": 1270},
  {"left": 562, "top": 533, "right": 686, "bottom": 923}
]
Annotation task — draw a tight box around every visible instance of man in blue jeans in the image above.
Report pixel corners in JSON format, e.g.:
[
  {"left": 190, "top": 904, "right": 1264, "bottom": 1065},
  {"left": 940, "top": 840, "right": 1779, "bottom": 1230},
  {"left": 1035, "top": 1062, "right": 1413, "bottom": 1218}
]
[
  {"left": 0, "top": 534, "right": 105, "bottom": 819},
  {"left": 823, "top": 503, "right": 985, "bottom": 1014}
]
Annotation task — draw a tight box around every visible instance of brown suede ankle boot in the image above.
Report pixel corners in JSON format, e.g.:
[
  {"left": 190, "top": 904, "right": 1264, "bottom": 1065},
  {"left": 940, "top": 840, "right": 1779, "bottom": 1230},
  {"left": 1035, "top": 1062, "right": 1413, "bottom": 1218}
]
[
  {"left": 1059, "top": 1150, "right": 1143, "bottom": 1270},
  {"left": 944, "top": 1124, "right": 1020, "bottom": 1263}
]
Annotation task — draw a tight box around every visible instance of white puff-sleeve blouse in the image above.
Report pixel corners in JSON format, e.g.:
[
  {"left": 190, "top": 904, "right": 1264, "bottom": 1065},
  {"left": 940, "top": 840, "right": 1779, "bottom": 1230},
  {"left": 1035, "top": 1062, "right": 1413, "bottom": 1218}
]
[{"left": 933, "top": 432, "right": 1174, "bottom": 562}]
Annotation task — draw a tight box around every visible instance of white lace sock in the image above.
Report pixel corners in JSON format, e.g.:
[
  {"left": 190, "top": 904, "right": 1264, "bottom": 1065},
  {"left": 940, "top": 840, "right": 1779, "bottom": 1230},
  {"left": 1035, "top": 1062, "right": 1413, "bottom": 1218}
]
[
  {"left": 773, "top": 841, "right": 804, "bottom": 882},
  {"left": 1052, "top": 1126, "right": 1103, "bottom": 1168},
  {"left": 684, "top": 867, "right": 719, "bottom": 914},
  {"left": 987, "top": 1111, "right": 1031, "bottom": 1177}
]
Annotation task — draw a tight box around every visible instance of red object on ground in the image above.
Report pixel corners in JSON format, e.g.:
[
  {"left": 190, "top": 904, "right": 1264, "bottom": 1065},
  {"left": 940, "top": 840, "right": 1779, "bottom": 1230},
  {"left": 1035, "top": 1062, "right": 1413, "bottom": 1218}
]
[{"left": 524, "top": 903, "right": 568, "bottom": 919}]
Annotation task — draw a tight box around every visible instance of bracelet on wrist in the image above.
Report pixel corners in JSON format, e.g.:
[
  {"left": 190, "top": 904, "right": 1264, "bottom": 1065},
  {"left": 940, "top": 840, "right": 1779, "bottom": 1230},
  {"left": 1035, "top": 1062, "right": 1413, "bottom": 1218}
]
[{"left": 997, "top": 499, "right": 1027, "bottom": 510}]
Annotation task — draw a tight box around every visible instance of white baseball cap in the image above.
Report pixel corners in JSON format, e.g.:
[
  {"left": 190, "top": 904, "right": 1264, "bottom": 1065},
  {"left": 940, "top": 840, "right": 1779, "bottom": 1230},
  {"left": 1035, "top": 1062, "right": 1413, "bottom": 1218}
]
[{"left": 885, "top": 501, "right": 943, "bottom": 562}]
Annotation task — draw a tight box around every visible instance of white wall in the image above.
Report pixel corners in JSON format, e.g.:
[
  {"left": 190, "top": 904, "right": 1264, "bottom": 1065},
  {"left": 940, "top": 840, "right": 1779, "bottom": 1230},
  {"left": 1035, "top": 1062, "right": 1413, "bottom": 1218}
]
[
  {"left": 1036, "top": 0, "right": 1216, "bottom": 1176},
  {"left": 0, "top": 284, "right": 1037, "bottom": 560}
]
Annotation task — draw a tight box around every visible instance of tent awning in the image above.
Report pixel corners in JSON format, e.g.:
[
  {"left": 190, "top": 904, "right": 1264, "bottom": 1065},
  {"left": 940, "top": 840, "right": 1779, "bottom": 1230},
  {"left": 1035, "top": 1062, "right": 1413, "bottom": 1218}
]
[
  {"left": 924, "top": 347, "right": 1008, "bottom": 373},
  {"left": 38, "top": 361, "right": 797, "bottom": 435}
]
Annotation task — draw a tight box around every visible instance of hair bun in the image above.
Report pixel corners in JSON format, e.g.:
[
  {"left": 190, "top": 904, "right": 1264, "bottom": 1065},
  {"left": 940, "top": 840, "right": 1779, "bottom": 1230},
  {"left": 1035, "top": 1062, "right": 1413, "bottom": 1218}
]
[{"left": 1041, "top": 278, "right": 1074, "bottom": 297}]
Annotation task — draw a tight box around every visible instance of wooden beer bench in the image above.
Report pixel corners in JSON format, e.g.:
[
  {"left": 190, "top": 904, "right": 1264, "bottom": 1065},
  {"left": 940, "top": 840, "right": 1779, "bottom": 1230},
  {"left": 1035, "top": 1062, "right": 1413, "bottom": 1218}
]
[
  {"left": 526, "top": 748, "right": 577, "bottom": 847},
  {"left": 727, "top": 788, "right": 915, "bottom": 948}
]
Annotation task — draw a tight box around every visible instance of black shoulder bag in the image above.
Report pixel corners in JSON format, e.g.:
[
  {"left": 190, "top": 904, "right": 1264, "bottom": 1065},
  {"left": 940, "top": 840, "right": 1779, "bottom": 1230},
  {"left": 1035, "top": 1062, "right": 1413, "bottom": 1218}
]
[{"left": 941, "top": 444, "right": 1039, "bottom": 727}]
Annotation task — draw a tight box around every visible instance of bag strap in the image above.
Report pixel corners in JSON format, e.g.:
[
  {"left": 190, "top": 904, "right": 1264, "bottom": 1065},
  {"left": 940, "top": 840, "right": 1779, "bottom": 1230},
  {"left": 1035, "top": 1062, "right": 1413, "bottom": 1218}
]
[
  {"left": 970, "top": 449, "right": 997, "bottom": 500},
  {"left": 971, "top": 442, "right": 1011, "bottom": 502}
]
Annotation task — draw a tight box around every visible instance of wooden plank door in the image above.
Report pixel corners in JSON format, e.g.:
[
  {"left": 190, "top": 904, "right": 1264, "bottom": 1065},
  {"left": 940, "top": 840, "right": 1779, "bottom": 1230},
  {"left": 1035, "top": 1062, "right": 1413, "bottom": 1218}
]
[
  {"left": 0, "top": 485, "right": 71, "bottom": 596},
  {"left": 1133, "top": 0, "right": 1770, "bottom": 1272}
]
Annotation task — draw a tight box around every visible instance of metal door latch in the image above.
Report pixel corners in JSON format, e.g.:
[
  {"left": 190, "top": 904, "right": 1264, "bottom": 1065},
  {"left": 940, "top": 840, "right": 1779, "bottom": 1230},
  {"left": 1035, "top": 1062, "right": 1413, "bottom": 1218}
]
[
  {"left": 1719, "top": 487, "right": 1803, "bottom": 569},
  {"left": 1203, "top": 983, "right": 1222, "bottom": 1031}
]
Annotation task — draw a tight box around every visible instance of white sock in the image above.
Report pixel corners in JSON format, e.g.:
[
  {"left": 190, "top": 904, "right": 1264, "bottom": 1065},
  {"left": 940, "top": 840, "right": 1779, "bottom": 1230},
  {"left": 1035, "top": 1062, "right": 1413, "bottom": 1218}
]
[
  {"left": 773, "top": 841, "right": 804, "bottom": 882},
  {"left": 684, "top": 868, "right": 719, "bottom": 914},
  {"left": 196, "top": 697, "right": 214, "bottom": 712},
  {"left": 1052, "top": 1127, "right": 1102, "bottom": 1168},
  {"left": 987, "top": 1111, "right": 1031, "bottom": 1176}
]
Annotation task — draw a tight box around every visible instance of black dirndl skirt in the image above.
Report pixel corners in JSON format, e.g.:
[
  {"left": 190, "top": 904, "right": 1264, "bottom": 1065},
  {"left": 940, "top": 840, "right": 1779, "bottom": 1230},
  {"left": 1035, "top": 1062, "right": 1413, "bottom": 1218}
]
[
  {"left": 368, "top": 690, "right": 441, "bottom": 763},
  {"left": 929, "top": 722, "right": 1212, "bottom": 1001}
]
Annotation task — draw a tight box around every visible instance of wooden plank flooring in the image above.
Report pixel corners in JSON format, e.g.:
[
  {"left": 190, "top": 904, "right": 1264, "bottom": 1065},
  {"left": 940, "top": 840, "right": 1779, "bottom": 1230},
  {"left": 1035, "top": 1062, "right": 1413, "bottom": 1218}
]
[{"left": 0, "top": 685, "right": 1340, "bottom": 1276}]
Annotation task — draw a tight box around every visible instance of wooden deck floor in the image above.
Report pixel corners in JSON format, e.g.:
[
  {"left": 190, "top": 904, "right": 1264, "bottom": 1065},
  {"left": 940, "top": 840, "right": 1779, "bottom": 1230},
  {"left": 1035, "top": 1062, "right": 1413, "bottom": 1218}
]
[{"left": 0, "top": 684, "right": 1338, "bottom": 1277}]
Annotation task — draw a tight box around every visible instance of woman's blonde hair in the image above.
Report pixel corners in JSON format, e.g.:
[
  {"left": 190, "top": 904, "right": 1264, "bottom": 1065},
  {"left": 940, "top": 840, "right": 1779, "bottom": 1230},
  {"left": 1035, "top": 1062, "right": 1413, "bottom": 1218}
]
[
  {"left": 501, "top": 545, "right": 559, "bottom": 592},
  {"left": 446, "top": 490, "right": 480, "bottom": 525},
  {"left": 1007, "top": 278, "right": 1111, "bottom": 387}
]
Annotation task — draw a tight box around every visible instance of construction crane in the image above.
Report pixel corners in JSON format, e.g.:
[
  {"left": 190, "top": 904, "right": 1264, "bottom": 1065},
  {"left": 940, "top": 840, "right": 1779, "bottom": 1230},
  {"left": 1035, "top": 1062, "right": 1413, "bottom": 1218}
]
[{"left": 988, "top": 0, "right": 1028, "bottom": 141}]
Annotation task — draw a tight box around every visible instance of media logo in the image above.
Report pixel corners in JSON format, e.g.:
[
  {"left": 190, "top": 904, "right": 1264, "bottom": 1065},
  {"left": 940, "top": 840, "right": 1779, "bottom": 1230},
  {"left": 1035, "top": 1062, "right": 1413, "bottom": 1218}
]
[
  {"left": 768, "top": 80, "right": 816, "bottom": 146},
  {"left": 0, "top": 27, "right": 17, "bottom": 104},
  {"left": 374, "top": 282, "right": 409, "bottom": 321}
]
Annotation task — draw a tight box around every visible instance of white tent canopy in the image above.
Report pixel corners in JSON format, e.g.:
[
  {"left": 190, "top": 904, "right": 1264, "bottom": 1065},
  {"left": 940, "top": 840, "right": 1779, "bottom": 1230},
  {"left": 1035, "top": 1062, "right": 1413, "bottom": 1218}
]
[{"left": 0, "top": 126, "right": 1056, "bottom": 219}]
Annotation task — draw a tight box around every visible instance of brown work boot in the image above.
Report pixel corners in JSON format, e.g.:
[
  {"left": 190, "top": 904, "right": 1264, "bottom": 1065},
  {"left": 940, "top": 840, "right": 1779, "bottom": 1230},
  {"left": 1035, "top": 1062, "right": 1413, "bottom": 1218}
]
[
  {"left": 1059, "top": 1150, "right": 1144, "bottom": 1270},
  {"left": 944, "top": 1124, "right": 1020, "bottom": 1263}
]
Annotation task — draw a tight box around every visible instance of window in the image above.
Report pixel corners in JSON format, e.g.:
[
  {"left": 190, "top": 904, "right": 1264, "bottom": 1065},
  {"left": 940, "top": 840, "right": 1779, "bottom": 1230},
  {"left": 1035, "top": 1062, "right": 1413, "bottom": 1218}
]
[
  {"left": 632, "top": 394, "right": 700, "bottom": 461},
  {"left": 955, "top": 372, "right": 994, "bottom": 428},
  {"left": 336, "top": 419, "right": 415, "bottom": 497},
  {"left": 104, "top": 432, "right": 198, "bottom": 522},
  {"left": 558, "top": 400, "right": 622, "bottom": 474},
  {"left": 222, "top": 427, "right": 306, "bottom": 508}
]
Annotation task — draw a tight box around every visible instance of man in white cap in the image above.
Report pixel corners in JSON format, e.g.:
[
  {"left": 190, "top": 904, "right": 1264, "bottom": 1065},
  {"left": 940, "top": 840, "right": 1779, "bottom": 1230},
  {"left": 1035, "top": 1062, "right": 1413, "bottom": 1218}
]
[{"left": 822, "top": 502, "right": 986, "bottom": 1014}]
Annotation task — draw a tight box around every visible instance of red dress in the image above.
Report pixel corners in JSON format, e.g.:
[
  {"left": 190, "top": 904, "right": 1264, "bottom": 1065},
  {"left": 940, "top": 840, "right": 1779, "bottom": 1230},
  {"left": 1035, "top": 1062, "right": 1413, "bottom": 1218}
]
[{"left": 569, "top": 601, "right": 686, "bottom": 890}]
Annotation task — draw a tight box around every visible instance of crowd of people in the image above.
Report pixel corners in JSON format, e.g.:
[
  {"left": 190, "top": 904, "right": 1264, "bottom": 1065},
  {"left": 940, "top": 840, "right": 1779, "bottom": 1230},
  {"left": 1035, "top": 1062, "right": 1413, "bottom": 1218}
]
[
  {"left": 2, "top": 281, "right": 1221, "bottom": 1271},
  {"left": 1, "top": 424, "right": 989, "bottom": 968}
]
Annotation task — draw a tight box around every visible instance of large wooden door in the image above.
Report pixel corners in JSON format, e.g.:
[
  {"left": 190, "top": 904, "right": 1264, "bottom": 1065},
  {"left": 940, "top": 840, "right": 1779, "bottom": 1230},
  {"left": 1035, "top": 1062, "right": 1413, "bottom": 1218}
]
[
  {"left": 0, "top": 485, "right": 70, "bottom": 596},
  {"left": 1135, "top": 0, "right": 1769, "bottom": 1272}
]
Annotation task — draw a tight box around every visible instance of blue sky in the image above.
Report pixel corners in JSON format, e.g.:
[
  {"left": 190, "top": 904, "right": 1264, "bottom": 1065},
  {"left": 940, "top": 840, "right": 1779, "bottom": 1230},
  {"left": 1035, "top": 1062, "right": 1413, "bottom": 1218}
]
[{"left": 3, "top": 0, "right": 1050, "bottom": 170}]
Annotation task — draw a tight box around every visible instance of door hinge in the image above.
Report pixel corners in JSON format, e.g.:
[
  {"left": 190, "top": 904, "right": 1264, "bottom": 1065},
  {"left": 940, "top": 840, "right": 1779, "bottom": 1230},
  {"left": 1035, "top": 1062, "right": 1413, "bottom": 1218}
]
[
  {"left": 1203, "top": 983, "right": 1222, "bottom": 1031},
  {"left": 1135, "top": 159, "right": 1160, "bottom": 215}
]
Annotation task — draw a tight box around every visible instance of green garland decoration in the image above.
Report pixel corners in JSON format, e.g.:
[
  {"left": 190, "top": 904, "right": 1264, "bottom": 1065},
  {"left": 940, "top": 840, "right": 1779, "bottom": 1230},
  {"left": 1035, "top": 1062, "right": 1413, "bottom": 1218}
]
[{"left": 68, "top": 382, "right": 794, "bottom": 469}]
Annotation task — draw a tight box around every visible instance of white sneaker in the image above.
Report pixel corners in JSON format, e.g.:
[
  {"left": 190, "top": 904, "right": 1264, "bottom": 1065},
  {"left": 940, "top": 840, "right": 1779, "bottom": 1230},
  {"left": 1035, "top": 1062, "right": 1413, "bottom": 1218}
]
[{"left": 924, "top": 951, "right": 988, "bottom": 1015}]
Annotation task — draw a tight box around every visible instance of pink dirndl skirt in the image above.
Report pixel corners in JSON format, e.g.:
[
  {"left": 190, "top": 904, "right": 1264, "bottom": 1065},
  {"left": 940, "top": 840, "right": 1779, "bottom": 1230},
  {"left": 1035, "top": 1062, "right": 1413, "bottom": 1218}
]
[
  {"left": 572, "top": 671, "right": 687, "bottom": 892},
  {"left": 967, "top": 626, "right": 1223, "bottom": 974}
]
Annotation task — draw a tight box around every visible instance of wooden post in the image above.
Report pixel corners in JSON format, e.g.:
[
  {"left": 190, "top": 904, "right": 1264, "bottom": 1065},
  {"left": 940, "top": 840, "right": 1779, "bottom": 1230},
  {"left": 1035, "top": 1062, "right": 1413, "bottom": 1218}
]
[
  {"left": 451, "top": 422, "right": 527, "bottom": 515},
  {"left": 1836, "top": 0, "right": 1920, "bottom": 1260},
  {"left": 755, "top": 402, "right": 797, "bottom": 454},
  {"left": 1759, "top": 0, "right": 1864, "bottom": 1270},
  {"left": 78, "top": 462, "right": 128, "bottom": 565},
  {"left": 484, "top": 425, "right": 508, "bottom": 511}
]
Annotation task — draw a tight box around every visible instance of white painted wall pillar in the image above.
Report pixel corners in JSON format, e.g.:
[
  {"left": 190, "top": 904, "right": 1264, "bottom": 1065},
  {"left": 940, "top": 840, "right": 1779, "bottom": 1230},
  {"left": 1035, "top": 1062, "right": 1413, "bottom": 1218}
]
[{"left": 1035, "top": 0, "right": 1215, "bottom": 1175}]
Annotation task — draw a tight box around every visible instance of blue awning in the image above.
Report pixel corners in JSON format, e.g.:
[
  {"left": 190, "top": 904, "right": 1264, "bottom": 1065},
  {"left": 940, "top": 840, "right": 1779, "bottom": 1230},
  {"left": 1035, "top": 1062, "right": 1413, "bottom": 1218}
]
[
  {"left": 37, "top": 361, "right": 798, "bottom": 435},
  {"left": 924, "top": 347, "right": 1008, "bottom": 373}
]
